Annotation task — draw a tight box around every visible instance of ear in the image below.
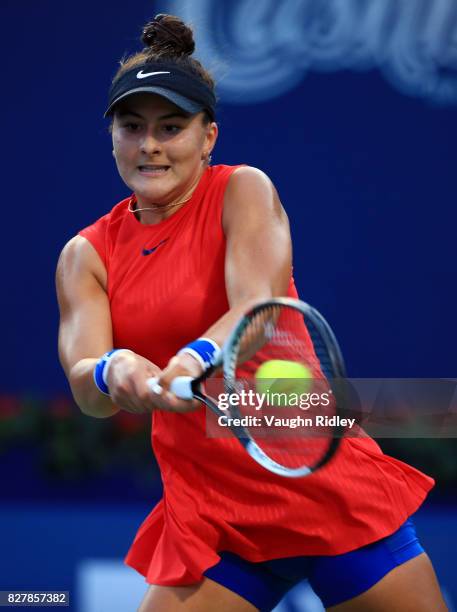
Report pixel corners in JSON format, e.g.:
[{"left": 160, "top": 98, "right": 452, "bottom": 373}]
[{"left": 202, "top": 121, "right": 218, "bottom": 159}]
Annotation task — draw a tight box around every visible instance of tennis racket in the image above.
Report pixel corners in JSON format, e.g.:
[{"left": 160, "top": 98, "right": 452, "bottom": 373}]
[{"left": 147, "top": 297, "right": 347, "bottom": 478}]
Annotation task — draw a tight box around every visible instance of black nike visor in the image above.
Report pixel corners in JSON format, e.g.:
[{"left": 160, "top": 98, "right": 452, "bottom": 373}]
[{"left": 104, "top": 62, "right": 216, "bottom": 120}]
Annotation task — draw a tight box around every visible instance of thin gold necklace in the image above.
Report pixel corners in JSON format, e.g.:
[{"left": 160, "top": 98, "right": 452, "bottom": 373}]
[{"left": 128, "top": 171, "right": 203, "bottom": 216}]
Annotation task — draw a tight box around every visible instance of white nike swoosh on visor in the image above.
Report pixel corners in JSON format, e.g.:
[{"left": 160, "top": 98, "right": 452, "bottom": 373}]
[{"left": 136, "top": 70, "right": 171, "bottom": 79}]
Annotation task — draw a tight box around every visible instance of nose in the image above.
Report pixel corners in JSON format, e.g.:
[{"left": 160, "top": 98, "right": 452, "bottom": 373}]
[{"left": 140, "top": 131, "right": 161, "bottom": 156}]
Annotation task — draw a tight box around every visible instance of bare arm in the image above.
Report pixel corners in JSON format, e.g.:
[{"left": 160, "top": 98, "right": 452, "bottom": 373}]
[
  {"left": 56, "top": 236, "right": 160, "bottom": 417},
  {"left": 155, "top": 166, "right": 292, "bottom": 409},
  {"left": 208, "top": 165, "right": 291, "bottom": 343}
]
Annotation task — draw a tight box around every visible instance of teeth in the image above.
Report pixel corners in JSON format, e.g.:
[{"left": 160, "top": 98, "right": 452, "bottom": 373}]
[{"left": 140, "top": 165, "right": 168, "bottom": 171}]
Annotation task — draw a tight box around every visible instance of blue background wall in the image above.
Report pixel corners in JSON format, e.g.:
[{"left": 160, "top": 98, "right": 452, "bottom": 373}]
[
  {"left": 1, "top": 1, "right": 456, "bottom": 609},
  {"left": 2, "top": 0, "right": 457, "bottom": 392}
]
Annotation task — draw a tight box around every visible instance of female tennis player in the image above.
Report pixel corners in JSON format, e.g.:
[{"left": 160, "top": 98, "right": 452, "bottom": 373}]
[{"left": 56, "top": 14, "right": 447, "bottom": 612}]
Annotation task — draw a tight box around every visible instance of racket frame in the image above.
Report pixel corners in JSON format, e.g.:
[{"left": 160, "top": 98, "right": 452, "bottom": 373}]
[{"left": 151, "top": 297, "right": 347, "bottom": 477}]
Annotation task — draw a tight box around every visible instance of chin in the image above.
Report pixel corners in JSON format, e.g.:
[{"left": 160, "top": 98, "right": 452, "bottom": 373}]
[
  {"left": 135, "top": 187, "right": 169, "bottom": 205},
  {"left": 137, "top": 174, "right": 175, "bottom": 192}
]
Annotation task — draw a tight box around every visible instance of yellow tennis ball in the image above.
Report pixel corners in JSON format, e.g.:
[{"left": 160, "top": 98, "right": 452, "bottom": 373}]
[{"left": 255, "top": 360, "right": 313, "bottom": 398}]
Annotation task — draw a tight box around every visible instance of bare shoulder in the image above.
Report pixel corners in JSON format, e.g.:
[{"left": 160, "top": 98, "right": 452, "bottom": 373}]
[
  {"left": 227, "top": 165, "right": 275, "bottom": 198},
  {"left": 223, "top": 166, "right": 286, "bottom": 230},
  {"left": 56, "top": 235, "right": 107, "bottom": 292}
]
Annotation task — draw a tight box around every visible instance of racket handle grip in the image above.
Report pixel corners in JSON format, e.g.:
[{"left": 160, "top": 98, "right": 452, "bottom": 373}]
[
  {"left": 170, "top": 376, "right": 194, "bottom": 400},
  {"left": 146, "top": 376, "right": 194, "bottom": 400},
  {"left": 146, "top": 377, "right": 163, "bottom": 395}
]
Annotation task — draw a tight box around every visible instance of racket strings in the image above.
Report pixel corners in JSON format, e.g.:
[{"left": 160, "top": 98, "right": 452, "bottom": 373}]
[
  {"left": 235, "top": 305, "right": 314, "bottom": 368},
  {"left": 233, "top": 305, "right": 282, "bottom": 364},
  {"left": 228, "top": 304, "right": 337, "bottom": 470}
]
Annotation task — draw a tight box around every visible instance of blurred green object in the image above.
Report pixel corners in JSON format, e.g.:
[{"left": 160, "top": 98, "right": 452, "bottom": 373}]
[{"left": 0, "top": 394, "right": 153, "bottom": 480}]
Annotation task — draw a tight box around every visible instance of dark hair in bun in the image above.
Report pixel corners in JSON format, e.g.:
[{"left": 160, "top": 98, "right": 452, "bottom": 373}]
[
  {"left": 141, "top": 14, "right": 195, "bottom": 58},
  {"left": 114, "top": 14, "right": 215, "bottom": 91}
]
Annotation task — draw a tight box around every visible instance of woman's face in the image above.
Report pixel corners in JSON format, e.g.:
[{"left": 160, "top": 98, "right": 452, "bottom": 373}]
[{"left": 112, "top": 93, "right": 217, "bottom": 207}]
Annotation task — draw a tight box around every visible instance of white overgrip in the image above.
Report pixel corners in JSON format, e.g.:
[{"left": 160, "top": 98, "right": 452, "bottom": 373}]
[{"left": 146, "top": 376, "right": 194, "bottom": 400}]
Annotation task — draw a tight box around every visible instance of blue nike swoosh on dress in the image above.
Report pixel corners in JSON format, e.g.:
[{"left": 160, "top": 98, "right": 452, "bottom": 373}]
[{"left": 142, "top": 238, "right": 169, "bottom": 256}]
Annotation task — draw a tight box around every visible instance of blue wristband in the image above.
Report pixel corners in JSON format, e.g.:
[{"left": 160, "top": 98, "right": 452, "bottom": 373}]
[
  {"left": 177, "top": 338, "right": 221, "bottom": 371},
  {"left": 93, "top": 349, "right": 132, "bottom": 396}
]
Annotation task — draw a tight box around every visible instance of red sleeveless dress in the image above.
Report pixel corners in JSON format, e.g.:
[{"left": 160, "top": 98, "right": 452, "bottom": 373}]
[{"left": 80, "top": 165, "right": 433, "bottom": 585}]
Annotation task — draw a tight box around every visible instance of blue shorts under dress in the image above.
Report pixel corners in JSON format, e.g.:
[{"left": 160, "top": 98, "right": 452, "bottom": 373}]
[{"left": 204, "top": 518, "right": 424, "bottom": 610}]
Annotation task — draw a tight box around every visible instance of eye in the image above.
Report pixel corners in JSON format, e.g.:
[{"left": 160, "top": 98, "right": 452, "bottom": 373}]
[
  {"left": 161, "top": 124, "right": 181, "bottom": 134},
  {"left": 122, "top": 122, "right": 141, "bottom": 132}
]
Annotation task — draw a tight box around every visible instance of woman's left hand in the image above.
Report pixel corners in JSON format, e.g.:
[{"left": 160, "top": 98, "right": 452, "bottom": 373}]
[{"left": 149, "top": 352, "right": 204, "bottom": 412}]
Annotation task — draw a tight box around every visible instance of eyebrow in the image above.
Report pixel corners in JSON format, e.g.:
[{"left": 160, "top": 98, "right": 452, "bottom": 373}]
[{"left": 117, "top": 110, "right": 191, "bottom": 120}]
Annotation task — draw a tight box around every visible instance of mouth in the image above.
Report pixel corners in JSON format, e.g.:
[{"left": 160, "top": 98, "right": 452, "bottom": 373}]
[{"left": 138, "top": 164, "right": 170, "bottom": 176}]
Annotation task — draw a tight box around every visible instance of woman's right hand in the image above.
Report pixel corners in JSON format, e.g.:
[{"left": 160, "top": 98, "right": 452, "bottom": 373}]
[{"left": 105, "top": 350, "right": 162, "bottom": 414}]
